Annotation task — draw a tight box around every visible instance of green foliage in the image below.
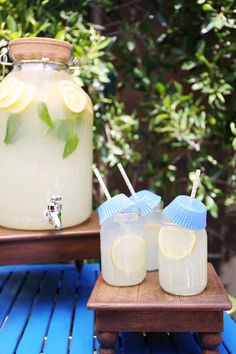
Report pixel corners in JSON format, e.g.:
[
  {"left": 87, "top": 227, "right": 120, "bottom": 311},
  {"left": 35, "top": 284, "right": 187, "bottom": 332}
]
[
  {"left": 111, "top": 0, "right": 236, "bottom": 217},
  {"left": 0, "top": 0, "right": 139, "bottom": 175},
  {"left": 0, "top": 0, "right": 235, "bottom": 216}
]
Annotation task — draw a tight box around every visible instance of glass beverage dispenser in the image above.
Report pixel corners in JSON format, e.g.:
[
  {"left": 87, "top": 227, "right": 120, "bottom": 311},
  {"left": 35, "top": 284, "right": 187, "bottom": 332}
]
[{"left": 0, "top": 38, "right": 93, "bottom": 230}]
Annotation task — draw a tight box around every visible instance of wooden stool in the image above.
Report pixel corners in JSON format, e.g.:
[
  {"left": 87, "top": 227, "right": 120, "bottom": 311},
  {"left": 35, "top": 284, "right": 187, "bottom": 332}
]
[{"left": 87, "top": 264, "right": 231, "bottom": 354}]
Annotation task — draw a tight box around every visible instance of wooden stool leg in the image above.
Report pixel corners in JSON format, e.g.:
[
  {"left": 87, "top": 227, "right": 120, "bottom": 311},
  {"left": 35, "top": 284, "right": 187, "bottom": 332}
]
[
  {"left": 96, "top": 330, "right": 118, "bottom": 354},
  {"left": 199, "top": 332, "right": 222, "bottom": 354}
]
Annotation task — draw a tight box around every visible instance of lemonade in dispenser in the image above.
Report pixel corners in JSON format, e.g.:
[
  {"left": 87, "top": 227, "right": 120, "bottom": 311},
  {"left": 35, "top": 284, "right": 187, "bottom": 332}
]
[
  {"left": 158, "top": 170, "right": 208, "bottom": 295},
  {"left": 0, "top": 38, "right": 93, "bottom": 230}
]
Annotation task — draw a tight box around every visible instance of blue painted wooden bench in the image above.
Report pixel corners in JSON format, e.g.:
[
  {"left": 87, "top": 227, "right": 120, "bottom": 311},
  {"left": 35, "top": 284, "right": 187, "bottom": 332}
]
[{"left": 0, "top": 263, "right": 235, "bottom": 354}]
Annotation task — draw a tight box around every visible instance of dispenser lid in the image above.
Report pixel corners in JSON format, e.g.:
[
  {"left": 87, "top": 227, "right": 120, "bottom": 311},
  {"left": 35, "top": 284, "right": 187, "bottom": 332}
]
[
  {"left": 9, "top": 37, "right": 72, "bottom": 64},
  {"left": 163, "top": 195, "right": 207, "bottom": 230}
]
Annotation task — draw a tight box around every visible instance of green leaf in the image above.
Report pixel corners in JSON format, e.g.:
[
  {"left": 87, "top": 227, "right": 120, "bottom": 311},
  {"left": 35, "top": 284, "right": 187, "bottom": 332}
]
[
  {"left": 54, "top": 119, "right": 76, "bottom": 140},
  {"left": 6, "top": 15, "right": 17, "bottom": 32},
  {"left": 63, "top": 134, "right": 79, "bottom": 158},
  {"left": 37, "top": 102, "right": 54, "bottom": 129},
  {"left": 230, "top": 122, "right": 236, "bottom": 135},
  {"left": 4, "top": 115, "right": 21, "bottom": 144},
  {"left": 232, "top": 137, "right": 236, "bottom": 151},
  {"left": 127, "top": 41, "right": 135, "bottom": 52},
  {"left": 155, "top": 82, "right": 165, "bottom": 94},
  {"left": 202, "top": 4, "right": 214, "bottom": 11},
  {"left": 96, "top": 37, "right": 112, "bottom": 51},
  {"left": 181, "top": 61, "right": 196, "bottom": 71}
]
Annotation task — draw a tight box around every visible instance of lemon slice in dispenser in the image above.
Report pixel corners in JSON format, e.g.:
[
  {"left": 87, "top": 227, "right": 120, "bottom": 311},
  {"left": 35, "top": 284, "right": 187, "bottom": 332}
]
[
  {"left": 59, "top": 80, "right": 93, "bottom": 120},
  {"left": 111, "top": 235, "right": 146, "bottom": 273},
  {"left": 59, "top": 80, "right": 87, "bottom": 113},
  {"left": 159, "top": 226, "right": 197, "bottom": 260},
  {"left": 9, "top": 84, "right": 34, "bottom": 114},
  {"left": 0, "top": 79, "right": 24, "bottom": 109},
  {"left": 0, "top": 76, "right": 18, "bottom": 100}
]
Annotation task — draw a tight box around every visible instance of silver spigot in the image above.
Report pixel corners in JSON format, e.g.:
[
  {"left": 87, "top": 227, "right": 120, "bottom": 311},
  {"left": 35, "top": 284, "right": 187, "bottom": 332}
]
[{"left": 46, "top": 195, "right": 62, "bottom": 230}]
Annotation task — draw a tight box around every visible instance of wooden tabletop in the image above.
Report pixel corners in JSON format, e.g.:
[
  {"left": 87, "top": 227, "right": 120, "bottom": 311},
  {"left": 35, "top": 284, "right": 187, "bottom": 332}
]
[
  {"left": 0, "top": 211, "right": 100, "bottom": 241},
  {"left": 88, "top": 263, "right": 231, "bottom": 312},
  {"left": 0, "top": 211, "right": 101, "bottom": 265}
]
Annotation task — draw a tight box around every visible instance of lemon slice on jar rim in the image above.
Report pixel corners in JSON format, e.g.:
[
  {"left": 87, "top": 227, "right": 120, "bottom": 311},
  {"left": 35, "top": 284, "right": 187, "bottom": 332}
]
[
  {"left": 111, "top": 235, "right": 146, "bottom": 273},
  {"left": 159, "top": 226, "right": 197, "bottom": 260},
  {"left": 0, "top": 76, "right": 18, "bottom": 101}
]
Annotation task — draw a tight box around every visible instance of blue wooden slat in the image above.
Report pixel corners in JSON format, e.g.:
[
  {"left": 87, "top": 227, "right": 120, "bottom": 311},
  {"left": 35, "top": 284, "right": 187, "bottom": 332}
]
[
  {"left": 122, "top": 333, "right": 147, "bottom": 354},
  {"left": 222, "top": 312, "right": 236, "bottom": 354},
  {"left": 0, "top": 272, "right": 26, "bottom": 325},
  {"left": 43, "top": 268, "right": 77, "bottom": 354},
  {"left": 80, "top": 263, "right": 100, "bottom": 289},
  {"left": 70, "top": 264, "right": 99, "bottom": 354},
  {"left": 219, "top": 342, "right": 229, "bottom": 354},
  {"left": 146, "top": 332, "right": 176, "bottom": 354},
  {"left": 0, "top": 271, "right": 10, "bottom": 290},
  {"left": 0, "top": 271, "right": 43, "bottom": 354},
  {"left": 170, "top": 332, "right": 201, "bottom": 354},
  {"left": 16, "top": 270, "right": 61, "bottom": 354},
  {"left": 0, "top": 263, "right": 75, "bottom": 273}
]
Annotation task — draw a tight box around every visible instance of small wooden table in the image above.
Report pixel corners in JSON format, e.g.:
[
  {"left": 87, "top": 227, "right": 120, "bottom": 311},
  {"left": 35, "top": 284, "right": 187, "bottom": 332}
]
[
  {"left": 87, "top": 264, "right": 232, "bottom": 354},
  {"left": 0, "top": 211, "right": 100, "bottom": 265}
]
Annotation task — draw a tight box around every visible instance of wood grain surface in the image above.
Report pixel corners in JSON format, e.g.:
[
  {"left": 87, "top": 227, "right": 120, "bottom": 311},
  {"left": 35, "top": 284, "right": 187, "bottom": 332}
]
[
  {"left": 88, "top": 264, "right": 231, "bottom": 312},
  {"left": 0, "top": 211, "right": 100, "bottom": 265}
]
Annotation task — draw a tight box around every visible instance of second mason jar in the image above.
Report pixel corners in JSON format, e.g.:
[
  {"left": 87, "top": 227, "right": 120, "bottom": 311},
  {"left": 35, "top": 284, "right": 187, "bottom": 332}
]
[{"left": 130, "top": 190, "right": 162, "bottom": 271}]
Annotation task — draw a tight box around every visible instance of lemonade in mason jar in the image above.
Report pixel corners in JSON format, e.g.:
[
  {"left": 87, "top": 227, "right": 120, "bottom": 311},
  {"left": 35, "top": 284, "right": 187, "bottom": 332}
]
[
  {"left": 97, "top": 194, "right": 147, "bottom": 286},
  {"left": 130, "top": 190, "right": 162, "bottom": 271},
  {"left": 0, "top": 38, "right": 93, "bottom": 230},
  {"left": 158, "top": 195, "right": 207, "bottom": 296}
]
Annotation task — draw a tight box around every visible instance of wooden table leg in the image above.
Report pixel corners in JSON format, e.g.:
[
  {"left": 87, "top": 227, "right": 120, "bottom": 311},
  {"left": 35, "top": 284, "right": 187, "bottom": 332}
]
[
  {"left": 199, "top": 332, "right": 222, "bottom": 354},
  {"left": 96, "top": 330, "right": 118, "bottom": 354}
]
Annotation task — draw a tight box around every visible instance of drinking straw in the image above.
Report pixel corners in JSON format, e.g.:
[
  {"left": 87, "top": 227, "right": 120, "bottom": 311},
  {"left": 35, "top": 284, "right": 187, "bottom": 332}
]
[
  {"left": 190, "top": 169, "right": 201, "bottom": 199},
  {"left": 117, "top": 163, "right": 137, "bottom": 199},
  {"left": 93, "top": 167, "right": 111, "bottom": 200}
]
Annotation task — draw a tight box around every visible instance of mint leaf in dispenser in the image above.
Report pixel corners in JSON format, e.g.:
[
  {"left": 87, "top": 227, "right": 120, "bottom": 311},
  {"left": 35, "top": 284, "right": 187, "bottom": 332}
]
[
  {"left": 54, "top": 119, "right": 76, "bottom": 141},
  {"left": 37, "top": 102, "right": 54, "bottom": 129},
  {"left": 4, "top": 115, "right": 21, "bottom": 144},
  {"left": 63, "top": 134, "right": 79, "bottom": 158}
]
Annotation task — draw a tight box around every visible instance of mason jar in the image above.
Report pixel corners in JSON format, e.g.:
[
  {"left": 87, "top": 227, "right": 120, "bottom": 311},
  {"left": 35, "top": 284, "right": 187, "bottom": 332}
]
[
  {"left": 158, "top": 195, "right": 208, "bottom": 296},
  {"left": 100, "top": 207, "right": 146, "bottom": 286},
  {"left": 141, "top": 203, "right": 162, "bottom": 271}
]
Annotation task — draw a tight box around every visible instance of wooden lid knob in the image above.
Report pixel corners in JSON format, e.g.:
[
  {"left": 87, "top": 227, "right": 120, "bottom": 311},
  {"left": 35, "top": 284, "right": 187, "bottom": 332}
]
[{"left": 9, "top": 37, "right": 73, "bottom": 64}]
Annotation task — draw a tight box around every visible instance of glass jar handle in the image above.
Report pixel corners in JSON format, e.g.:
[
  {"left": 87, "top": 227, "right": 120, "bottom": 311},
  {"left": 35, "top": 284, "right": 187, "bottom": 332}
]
[{"left": 0, "top": 53, "right": 13, "bottom": 79}]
